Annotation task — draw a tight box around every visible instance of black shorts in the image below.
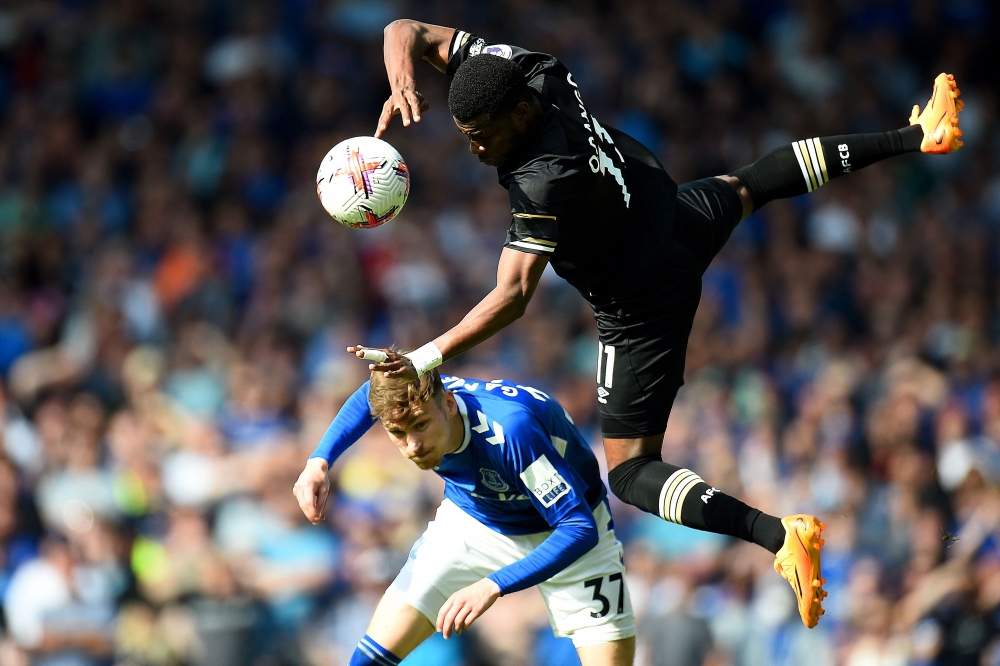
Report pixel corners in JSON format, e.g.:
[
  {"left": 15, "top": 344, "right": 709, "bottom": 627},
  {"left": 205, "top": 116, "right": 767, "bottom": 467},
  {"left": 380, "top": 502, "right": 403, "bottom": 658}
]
[{"left": 597, "top": 177, "right": 744, "bottom": 438}]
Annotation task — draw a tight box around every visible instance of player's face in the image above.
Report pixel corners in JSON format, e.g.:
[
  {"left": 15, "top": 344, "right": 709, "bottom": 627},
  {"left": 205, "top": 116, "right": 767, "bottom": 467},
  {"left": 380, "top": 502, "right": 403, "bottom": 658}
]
[
  {"left": 381, "top": 392, "right": 460, "bottom": 470},
  {"left": 454, "top": 102, "right": 531, "bottom": 168}
]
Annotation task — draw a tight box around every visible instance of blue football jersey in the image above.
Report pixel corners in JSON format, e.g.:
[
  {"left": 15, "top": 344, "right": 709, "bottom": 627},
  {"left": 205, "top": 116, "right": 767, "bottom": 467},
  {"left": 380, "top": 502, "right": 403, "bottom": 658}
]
[
  {"left": 435, "top": 375, "right": 606, "bottom": 534},
  {"left": 310, "top": 375, "right": 607, "bottom": 535}
]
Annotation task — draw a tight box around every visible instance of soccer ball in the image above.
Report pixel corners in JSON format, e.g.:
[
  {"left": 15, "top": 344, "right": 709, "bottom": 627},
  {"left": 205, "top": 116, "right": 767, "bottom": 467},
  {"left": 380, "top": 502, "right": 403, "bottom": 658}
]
[{"left": 316, "top": 136, "right": 410, "bottom": 228}]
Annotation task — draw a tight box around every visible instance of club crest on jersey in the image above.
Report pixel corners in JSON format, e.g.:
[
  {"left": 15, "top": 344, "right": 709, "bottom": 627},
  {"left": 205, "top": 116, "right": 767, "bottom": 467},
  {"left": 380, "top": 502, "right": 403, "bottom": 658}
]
[
  {"left": 483, "top": 44, "right": 513, "bottom": 59},
  {"left": 479, "top": 468, "right": 509, "bottom": 492}
]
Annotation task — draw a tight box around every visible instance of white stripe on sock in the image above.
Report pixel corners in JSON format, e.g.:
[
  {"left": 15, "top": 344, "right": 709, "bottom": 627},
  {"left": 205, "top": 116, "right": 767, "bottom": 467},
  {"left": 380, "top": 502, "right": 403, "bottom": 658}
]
[
  {"left": 811, "top": 137, "right": 829, "bottom": 183},
  {"left": 805, "top": 138, "right": 825, "bottom": 186},
  {"left": 791, "top": 141, "right": 814, "bottom": 192},
  {"left": 669, "top": 474, "right": 704, "bottom": 524},
  {"left": 658, "top": 469, "right": 694, "bottom": 521}
]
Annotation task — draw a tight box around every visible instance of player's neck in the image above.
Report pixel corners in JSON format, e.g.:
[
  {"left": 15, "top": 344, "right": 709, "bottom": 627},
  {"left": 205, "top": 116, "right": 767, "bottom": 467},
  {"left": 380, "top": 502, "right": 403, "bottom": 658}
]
[
  {"left": 519, "top": 99, "right": 542, "bottom": 145},
  {"left": 499, "top": 101, "right": 543, "bottom": 171}
]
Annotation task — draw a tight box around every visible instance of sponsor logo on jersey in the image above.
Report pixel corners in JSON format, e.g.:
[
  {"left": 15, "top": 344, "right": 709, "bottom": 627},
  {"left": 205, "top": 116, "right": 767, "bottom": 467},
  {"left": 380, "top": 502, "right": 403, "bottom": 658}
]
[
  {"left": 597, "top": 386, "right": 610, "bottom": 404},
  {"left": 479, "top": 468, "right": 510, "bottom": 492},
  {"left": 483, "top": 44, "right": 513, "bottom": 59},
  {"left": 520, "top": 455, "right": 571, "bottom": 507}
]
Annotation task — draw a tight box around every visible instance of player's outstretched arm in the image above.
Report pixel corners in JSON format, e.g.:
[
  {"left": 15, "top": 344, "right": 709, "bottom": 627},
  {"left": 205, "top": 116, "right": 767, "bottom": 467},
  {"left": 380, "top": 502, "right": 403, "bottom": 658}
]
[
  {"left": 351, "top": 248, "right": 549, "bottom": 380},
  {"left": 434, "top": 248, "right": 549, "bottom": 358},
  {"left": 294, "top": 382, "right": 379, "bottom": 522},
  {"left": 376, "top": 20, "right": 455, "bottom": 137}
]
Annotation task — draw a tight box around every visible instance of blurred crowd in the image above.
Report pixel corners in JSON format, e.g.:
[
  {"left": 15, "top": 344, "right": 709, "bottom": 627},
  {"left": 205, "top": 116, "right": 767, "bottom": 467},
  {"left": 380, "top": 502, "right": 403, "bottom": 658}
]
[{"left": 0, "top": 0, "right": 999, "bottom": 664}]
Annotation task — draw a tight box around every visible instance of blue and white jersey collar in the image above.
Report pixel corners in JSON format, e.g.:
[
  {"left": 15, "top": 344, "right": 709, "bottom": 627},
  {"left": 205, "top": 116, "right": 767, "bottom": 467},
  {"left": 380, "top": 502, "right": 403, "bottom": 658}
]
[
  {"left": 433, "top": 393, "right": 472, "bottom": 470},
  {"left": 452, "top": 393, "right": 472, "bottom": 455}
]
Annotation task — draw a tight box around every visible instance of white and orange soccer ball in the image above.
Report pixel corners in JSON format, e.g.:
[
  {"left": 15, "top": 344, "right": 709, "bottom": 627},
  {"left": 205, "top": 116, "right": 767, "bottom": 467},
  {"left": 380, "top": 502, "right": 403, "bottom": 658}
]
[{"left": 316, "top": 136, "right": 410, "bottom": 228}]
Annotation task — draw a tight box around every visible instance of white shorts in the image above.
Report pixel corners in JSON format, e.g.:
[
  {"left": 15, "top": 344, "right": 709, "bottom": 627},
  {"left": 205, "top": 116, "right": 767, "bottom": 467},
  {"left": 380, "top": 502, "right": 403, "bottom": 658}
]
[{"left": 387, "top": 498, "right": 636, "bottom": 648}]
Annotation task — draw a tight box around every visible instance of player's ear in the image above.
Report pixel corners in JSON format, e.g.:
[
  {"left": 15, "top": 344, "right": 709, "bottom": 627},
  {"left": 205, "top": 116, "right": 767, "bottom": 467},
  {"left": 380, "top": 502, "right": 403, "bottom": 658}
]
[
  {"left": 442, "top": 391, "right": 457, "bottom": 417},
  {"left": 510, "top": 101, "right": 530, "bottom": 129}
]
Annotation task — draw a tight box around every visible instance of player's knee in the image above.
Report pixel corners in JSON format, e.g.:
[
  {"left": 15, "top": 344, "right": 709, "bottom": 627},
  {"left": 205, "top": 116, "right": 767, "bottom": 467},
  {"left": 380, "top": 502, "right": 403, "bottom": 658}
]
[
  {"left": 728, "top": 165, "right": 764, "bottom": 213},
  {"left": 606, "top": 454, "right": 659, "bottom": 505},
  {"left": 716, "top": 174, "right": 754, "bottom": 219}
]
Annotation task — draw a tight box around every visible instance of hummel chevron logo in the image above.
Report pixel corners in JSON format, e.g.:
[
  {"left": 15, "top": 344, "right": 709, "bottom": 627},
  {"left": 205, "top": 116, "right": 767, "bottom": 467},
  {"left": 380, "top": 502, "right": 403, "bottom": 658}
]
[
  {"left": 486, "top": 422, "right": 505, "bottom": 445},
  {"left": 471, "top": 411, "right": 505, "bottom": 444}
]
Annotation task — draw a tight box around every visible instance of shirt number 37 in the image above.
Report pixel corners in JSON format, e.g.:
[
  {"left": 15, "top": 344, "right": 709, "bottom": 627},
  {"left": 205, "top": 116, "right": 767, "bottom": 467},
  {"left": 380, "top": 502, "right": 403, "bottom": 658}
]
[{"left": 584, "top": 573, "right": 625, "bottom": 618}]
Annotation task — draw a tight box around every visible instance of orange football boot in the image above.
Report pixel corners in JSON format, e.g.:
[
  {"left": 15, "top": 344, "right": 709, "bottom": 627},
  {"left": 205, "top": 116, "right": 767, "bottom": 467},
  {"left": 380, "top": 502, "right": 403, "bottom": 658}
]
[
  {"left": 909, "top": 73, "right": 964, "bottom": 154},
  {"left": 773, "top": 515, "right": 827, "bottom": 628}
]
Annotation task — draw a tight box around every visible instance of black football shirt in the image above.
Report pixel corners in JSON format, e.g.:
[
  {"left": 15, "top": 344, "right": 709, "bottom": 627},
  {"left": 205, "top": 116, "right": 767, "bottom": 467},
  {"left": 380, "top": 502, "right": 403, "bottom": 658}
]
[{"left": 446, "top": 31, "right": 680, "bottom": 314}]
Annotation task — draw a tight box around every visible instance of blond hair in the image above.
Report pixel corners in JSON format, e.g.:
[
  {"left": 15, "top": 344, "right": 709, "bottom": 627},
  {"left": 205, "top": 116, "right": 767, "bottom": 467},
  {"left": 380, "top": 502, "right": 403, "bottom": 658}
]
[{"left": 368, "top": 368, "right": 445, "bottom": 424}]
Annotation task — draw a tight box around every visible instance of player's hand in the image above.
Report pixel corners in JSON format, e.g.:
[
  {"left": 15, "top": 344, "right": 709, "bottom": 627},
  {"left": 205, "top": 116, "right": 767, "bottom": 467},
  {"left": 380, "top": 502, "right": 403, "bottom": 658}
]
[
  {"left": 292, "top": 458, "right": 331, "bottom": 524},
  {"left": 347, "top": 346, "right": 418, "bottom": 382},
  {"left": 437, "top": 578, "right": 501, "bottom": 639},
  {"left": 375, "top": 87, "right": 430, "bottom": 138}
]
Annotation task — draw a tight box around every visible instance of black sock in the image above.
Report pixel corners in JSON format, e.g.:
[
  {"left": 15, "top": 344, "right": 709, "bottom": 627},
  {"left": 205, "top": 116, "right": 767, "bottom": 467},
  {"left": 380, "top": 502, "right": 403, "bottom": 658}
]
[
  {"left": 730, "top": 126, "right": 924, "bottom": 212},
  {"left": 607, "top": 456, "right": 786, "bottom": 553}
]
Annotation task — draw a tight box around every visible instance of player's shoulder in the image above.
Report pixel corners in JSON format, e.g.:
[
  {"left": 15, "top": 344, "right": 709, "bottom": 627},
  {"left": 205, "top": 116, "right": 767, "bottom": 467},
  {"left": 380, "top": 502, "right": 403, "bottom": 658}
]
[
  {"left": 503, "top": 142, "right": 588, "bottom": 210},
  {"left": 448, "top": 31, "right": 567, "bottom": 87},
  {"left": 443, "top": 375, "right": 549, "bottom": 423}
]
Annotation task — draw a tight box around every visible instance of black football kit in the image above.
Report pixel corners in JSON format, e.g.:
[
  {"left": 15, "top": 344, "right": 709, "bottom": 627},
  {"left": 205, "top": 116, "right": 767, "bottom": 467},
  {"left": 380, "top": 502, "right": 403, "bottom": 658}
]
[
  {"left": 447, "top": 31, "right": 745, "bottom": 438},
  {"left": 442, "top": 31, "right": 939, "bottom": 601}
]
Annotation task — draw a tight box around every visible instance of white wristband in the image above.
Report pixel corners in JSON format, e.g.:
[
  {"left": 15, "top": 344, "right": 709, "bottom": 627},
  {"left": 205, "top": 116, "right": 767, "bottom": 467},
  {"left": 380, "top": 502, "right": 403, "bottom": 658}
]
[{"left": 404, "top": 342, "right": 443, "bottom": 377}]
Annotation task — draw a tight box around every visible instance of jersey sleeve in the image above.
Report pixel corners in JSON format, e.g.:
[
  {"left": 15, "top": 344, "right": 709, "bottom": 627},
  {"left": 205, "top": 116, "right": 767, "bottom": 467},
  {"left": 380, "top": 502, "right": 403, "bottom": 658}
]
[
  {"left": 488, "top": 508, "right": 596, "bottom": 595},
  {"left": 445, "top": 31, "right": 562, "bottom": 81},
  {"left": 503, "top": 183, "right": 560, "bottom": 257},
  {"left": 309, "top": 382, "right": 378, "bottom": 464},
  {"left": 484, "top": 411, "right": 600, "bottom": 594}
]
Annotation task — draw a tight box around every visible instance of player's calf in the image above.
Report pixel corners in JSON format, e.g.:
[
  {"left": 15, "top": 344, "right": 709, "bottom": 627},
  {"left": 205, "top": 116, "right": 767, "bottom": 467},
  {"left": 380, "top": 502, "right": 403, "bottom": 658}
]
[
  {"left": 729, "top": 128, "right": 923, "bottom": 212},
  {"left": 606, "top": 452, "right": 827, "bottom": 628},
  {"left": 606, "top": 454, "right": 785, "bottom": 552},
  {"left": 729, "top": 73, "right": 963, "bottom": 212}
]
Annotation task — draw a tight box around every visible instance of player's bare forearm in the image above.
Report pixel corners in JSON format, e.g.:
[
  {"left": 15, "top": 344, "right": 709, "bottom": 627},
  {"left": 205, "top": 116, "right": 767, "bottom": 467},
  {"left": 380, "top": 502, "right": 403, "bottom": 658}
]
[
  {"left": 350, "top": 287, "right": 529, "bottom": 380},
  {"left": 434, "top": 249, "right": 548, "bottom": 360},
  {"left": 383, "top": 20, "right": 453, "bottom": 79},
  {"left": 352, "top": 250, "right": 547, "bottom": 378},
  {"left": 434, "top": 287, "right": 530, "bottom": 360},
  {"left": 377, "top": 20, "right": 454, "bottom": 136}
]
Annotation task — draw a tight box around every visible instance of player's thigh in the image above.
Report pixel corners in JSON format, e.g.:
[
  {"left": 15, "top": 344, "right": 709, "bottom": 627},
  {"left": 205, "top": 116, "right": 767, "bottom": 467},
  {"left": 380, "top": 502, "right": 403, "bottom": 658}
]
[
  {"left": 595, "top": 306, "right": 693, "bottom": 443},
  {"left": 577, "top": 636, "right": 636, "bottom": 666},
  {"left": 674, "top": 176, "right": 745, "bottom": 272},
  {"left": 537, "top": 504, "right": 636, "bottom": 648},
  {"left": 387, "top": 500, "right": 520, "bottom": 624},
  {"left": 364, "top": 591, "right": 436, "bottom": 659}
]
